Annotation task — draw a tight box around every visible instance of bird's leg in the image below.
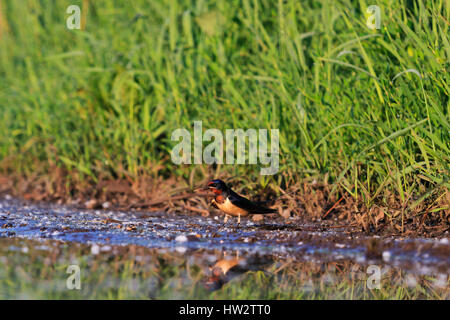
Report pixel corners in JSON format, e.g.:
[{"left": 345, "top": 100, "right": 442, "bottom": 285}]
[
  {"left": 237, "top": 214, "right": 241, "bottom": 225},
  {"left": 221, "top": 214, "right": 232, "bottom": 228}
]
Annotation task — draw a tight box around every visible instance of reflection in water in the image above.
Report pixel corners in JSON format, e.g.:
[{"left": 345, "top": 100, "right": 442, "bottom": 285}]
[
  {"left": 203, "top": 252, "right": 273, "bottom": 291},
  {"left": 204, "top": 253, "right": 244, "bottom": 291},
  {"left": 0, "top": 199, "right": 448, "bottom": 299},
  {"left": 202, "top": 250, "right": 449, "bottom": 297},
  {"left": 0, "top": 237, "right": 448, "bottom": 299},
  {"left": 203, "top": 252, "right": 280, "bottom": 291}
]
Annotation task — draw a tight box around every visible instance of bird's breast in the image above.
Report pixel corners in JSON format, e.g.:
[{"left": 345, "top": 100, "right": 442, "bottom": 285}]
[
  {"left": 212, "top": 258, "right": 243, "bottom": 276},
  {"left": 216, "top": 198, "right": 249, "bottom": 216}
]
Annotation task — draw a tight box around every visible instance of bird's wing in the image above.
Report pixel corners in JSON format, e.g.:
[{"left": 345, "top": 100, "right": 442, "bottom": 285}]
[{"left": 228, "top": 190, "right": 276, "bottom": 214}]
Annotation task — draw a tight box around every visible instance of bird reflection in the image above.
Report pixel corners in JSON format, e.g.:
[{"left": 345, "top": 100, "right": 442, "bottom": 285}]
[{"left": 203, "top": 251, "right": 271, "bottom": 291}]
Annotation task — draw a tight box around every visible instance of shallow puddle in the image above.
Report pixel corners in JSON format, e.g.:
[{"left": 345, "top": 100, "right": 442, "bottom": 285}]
[{"left": 0, "top": 198, "right": 448, "bottom": 299}]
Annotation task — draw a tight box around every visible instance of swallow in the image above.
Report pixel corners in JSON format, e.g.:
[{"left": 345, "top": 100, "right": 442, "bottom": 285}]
[
  {"left": 204, "top": 256, "right": 244, "bottom": 291},
  {"left": 207, "top": 179, "right": 276, "bottom": 223},
  {"left": 203, "top": 252, "right": 273, "bottom": 291}
]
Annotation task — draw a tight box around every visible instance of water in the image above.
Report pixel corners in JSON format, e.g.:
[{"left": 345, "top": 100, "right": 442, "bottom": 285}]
[{"left": 0, "top": 198, "right": 448, "bottom": 299}]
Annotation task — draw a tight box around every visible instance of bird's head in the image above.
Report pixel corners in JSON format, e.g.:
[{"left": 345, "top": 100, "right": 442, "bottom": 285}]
[{"left": 207, "top": 179, "right": 228, "bottom": 195}]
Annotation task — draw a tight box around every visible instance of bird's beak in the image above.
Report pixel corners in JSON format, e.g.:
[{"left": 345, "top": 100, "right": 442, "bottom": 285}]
[{"left": 193, "top": 186, "right": 209, "bottom": 192}]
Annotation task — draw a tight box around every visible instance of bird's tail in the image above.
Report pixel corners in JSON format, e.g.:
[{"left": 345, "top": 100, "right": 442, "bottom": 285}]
[{"left": 251, "top": 205, "right": 277, "bottom": 214}]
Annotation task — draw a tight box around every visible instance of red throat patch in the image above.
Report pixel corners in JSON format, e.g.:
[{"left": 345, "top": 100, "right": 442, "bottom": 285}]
[{"left": 215, "top": 195, "right": 225, "bottom": 203}]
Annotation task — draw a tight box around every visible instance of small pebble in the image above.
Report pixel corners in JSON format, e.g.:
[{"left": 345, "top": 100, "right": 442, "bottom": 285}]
[
  {"left": 91, "top": 244, "right": 100, "bottom": 255},
  {"left": 175, "top": 235, "right": 188, "bottom": 242},
  {"left": 382, "top": 251, "right": 391, "bottom": 261}
]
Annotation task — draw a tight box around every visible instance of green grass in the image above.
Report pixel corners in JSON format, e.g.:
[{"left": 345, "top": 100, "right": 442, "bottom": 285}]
[{"left": 0, "top": 0, "right": 448, "bottom": 206}]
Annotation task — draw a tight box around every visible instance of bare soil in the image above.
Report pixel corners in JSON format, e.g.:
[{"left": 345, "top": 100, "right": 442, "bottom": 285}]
[{"left": 0, "top": 169, "right": 448, "bottom": 238}]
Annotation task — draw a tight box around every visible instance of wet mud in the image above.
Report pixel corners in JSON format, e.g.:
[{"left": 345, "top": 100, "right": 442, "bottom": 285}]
[{"left": 0, "top": 197, "right": 448, "bottom": 299}]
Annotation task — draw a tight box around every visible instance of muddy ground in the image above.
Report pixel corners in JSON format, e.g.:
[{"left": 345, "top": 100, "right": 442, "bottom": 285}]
[
  {"left": 0, "top": 173, "right": 448, "bottom": 238},
  {"left": 1, "top": 196, "right": 448, "bottom": 273},
  {"left": 0, "top": 195, "right": 448, "bottom": 299}
]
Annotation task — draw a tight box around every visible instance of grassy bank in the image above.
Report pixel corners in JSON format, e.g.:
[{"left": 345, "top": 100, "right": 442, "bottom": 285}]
[{"left": 0, "top": 1, "right": 448, "bottom": 229}]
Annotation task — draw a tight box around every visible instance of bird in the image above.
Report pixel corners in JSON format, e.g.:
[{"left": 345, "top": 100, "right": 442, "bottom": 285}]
[
  {"left": 203, "top": 251, "right": 273, "bottom": 291},
  {"left": 207, "top": 179, "right": 276, "bottom": 224},
  {"left": 203, "top": 255, "right": 244, "bottom": 291}
]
